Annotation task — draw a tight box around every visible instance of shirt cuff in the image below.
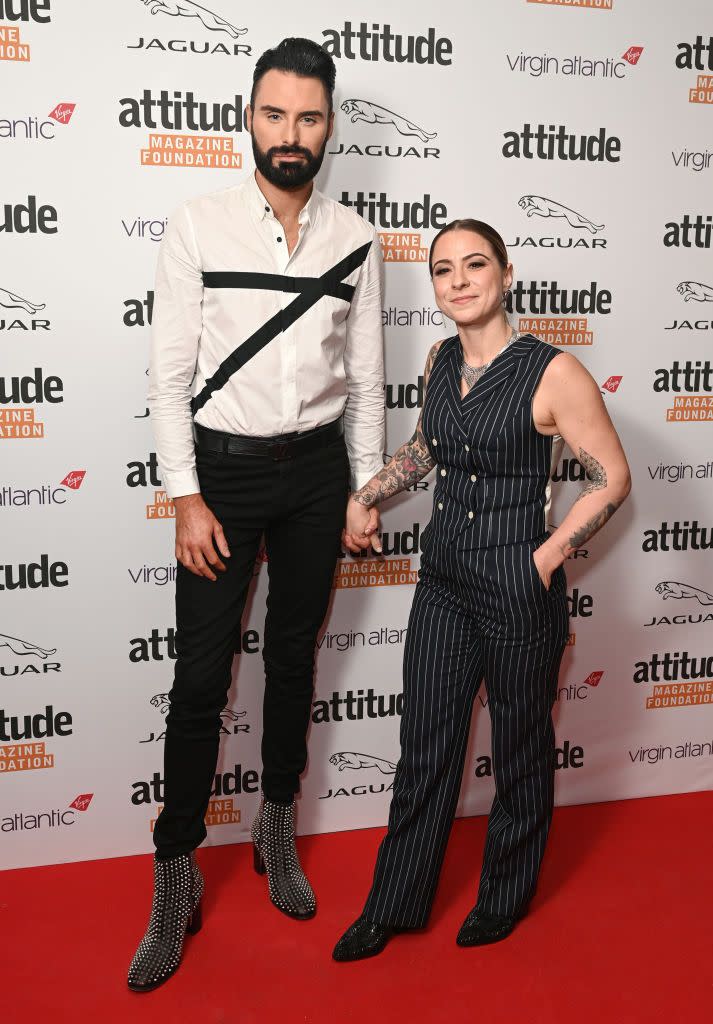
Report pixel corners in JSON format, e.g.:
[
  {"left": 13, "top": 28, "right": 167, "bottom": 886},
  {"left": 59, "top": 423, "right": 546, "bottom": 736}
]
[{"left": 162, "top": 469, "right": 200, "bottom": 500}]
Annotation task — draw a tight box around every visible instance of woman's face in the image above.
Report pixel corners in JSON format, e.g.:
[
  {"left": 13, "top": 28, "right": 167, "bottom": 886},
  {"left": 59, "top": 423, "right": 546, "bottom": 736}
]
[{"left": 430, "top": 230, "right": 513, "bottom": 328}]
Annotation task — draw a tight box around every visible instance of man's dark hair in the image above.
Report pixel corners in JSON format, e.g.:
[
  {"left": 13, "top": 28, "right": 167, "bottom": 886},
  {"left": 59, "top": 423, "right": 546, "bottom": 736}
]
[{"left": 251, "top": 37, "right": 336, "bottom": 111}]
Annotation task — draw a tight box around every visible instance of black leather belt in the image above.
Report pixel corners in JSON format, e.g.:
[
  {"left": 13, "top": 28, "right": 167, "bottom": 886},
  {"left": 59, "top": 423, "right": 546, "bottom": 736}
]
[{"left": 194, "top": 418, "right": 343, "bottom": 461}]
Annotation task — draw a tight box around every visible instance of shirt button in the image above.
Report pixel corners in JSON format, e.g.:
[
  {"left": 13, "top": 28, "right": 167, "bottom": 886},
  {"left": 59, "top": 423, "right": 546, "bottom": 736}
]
[
  {"left": 264, "top": 205, "right": 270, "bottom": 213},
  {"left": 468, "top": 511, "right": 474, "bottom": 520},
  {"left": 432, "top": 438, "right": 438, "bottom": 446},
  {"left": 276, "top": 236, "right": 283, "bottom": 243},
  {"left": 438, "top": 502, "right": 443, "bottom": 510},
  {"left": 464, "top": 444, "right": 470, "bottom": 451},
  {"left": 471, "top": 474, "right": 477, "bottom": 482},
  {"left": 440, "top": 468, "right": 446, "bottom": 477}
]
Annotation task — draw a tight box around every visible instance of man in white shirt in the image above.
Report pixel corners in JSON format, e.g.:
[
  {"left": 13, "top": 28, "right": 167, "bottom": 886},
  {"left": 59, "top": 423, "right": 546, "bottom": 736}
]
[{"left": 128, "top": 38, "right": 384, "bottom": 992}]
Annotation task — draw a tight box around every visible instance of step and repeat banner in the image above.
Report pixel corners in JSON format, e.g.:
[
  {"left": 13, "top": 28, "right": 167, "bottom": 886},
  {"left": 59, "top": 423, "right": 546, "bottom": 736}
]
[{"left": 2, "top": 0, "right": 712, "bottom": 869}]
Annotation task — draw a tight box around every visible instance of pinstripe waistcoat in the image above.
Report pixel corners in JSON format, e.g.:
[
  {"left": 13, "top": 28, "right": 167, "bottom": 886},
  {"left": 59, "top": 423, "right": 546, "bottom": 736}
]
[{"left": 421, "top": 333, "right": 562, "bottom": 550}]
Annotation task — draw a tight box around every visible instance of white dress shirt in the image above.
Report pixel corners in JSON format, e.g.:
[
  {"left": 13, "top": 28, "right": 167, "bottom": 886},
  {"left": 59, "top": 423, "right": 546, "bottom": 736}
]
[{"left": 148, "top": 174, "right": 385, "bottom": 498}]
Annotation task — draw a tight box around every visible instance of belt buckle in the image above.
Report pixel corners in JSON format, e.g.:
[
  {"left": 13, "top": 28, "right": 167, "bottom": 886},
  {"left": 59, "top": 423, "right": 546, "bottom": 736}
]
[{"left": 271, "top": 441, "right": 291, "bottom": 461}]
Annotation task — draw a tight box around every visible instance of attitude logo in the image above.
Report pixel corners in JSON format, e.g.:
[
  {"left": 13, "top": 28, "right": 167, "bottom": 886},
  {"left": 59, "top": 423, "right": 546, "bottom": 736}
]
[
  {"left": 633, "top": 649, "right": 713, "bottom": 711},
  {"left": 663, "top": 215, "right": 712, "bottom": 249},
  {"left": 125, "top": 452, "right": 175, "bottom": 519},
  {"left": 140, "top": 693, "right": 249, "bottom": 742},
  {"left": 506, "top": 279, "right": 610, "bottom": 346},
  {"left": 0, "top": 367, "right": 63, "bottom": 439},
  {"left": 0, "top": 284, "right": 49, "bottom": 333},
  {"left": 318, "top": 751, "right": 397, "bottom": 799},
  {"left": 335, "top": 522, "right": 423, "bottom": 589},
  {"left": 653, "top": 360, "right": 713, "bottom": 422},
  {"left": 526, "top": 0, "right": 612, "bottom": 9},
  {"left": 2, "top": 793, "right": 93, "bottom": 834},
  {"left": 644, "top": 581, "right": 713, "bottom": 630},
  {"left": 332, "top": 98, "right": 439, "bottom": 161},
  {"left": 322, "top": 22, "right": 453, "bottom": 65},
  {"left": 340, "top": 191, "right": 447, "bottom": 263},
  {"left": 0, "top": 631, "right": 60, "bottom": 678},
  {"left": 0, "top": 704, "right": 72, "bottom": 773},
  {"left": 129, "top": 626, "right": 260, "bottom": 662},
  {"left": 0, "top": 0, "right": 52, "bottom": 62},
  {"left": 676, "top": 36, "right": 713, "bottom": 105},
  {"left": 128, "top": 0, "right": 250, "bottom": 57},
  {"left": 510, "top": 194, "right": 606, "bottom": 255},
  {"left": 1, "top": 195, "right": 57, "bottom": 234},
  {"left": 502, "top": 123, "right": 621, "bottom": 163},
  {"left": 118, "top": 89, "right": 245, "bottom": 169},
  {"left": 476, "top": 739, "right": 585, "bottom": 778},
  {"left": 506, "top": 42, "right": 640, "bottom": 79},
  {"left": 132, "top": 764, "right": 257, "bottom": 832},
  {"left": 1, "top": 100, "right": 75, "bottom": 140},
  {"left": 0, "top": 469, "right": 85, "bottom": 509}
]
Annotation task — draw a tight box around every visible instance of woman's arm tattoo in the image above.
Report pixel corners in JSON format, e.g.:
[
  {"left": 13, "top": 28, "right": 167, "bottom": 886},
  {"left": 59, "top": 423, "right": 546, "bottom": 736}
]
[
  {"left": 352, "top": 423, "right": 435, "bottom": 507},
  {"left": 351, "top": 340, "right": 442, "bottom": 508},
  {"left": 565, "top": 501, "right": 620, "bottom": 552},
  {"left": 574, "top": 447, "right": 607, "bottom": 505}
]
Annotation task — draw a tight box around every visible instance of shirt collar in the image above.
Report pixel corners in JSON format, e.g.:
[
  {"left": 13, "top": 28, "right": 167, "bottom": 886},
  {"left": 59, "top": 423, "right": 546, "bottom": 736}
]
[{"left": 248, "top": 173, "right": 320, "bottom": 226}]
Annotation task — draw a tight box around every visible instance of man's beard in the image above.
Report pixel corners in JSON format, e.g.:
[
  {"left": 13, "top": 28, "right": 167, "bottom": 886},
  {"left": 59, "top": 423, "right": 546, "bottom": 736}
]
[{"left": 251, "top": 131, "right": 327, "bottom": 189}]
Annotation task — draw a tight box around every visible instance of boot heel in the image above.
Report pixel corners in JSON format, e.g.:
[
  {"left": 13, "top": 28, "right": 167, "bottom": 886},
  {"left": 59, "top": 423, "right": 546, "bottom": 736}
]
[
  {"left": 187, "top": 900, "right": 202, "bottom": 935},
  {"left": 253, "top": 844, "right": 266, "bottom": 875}
]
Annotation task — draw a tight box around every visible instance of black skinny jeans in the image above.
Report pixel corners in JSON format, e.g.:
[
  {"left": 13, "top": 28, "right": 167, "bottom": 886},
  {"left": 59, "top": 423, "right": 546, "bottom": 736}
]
[{"left": 153, "top": 428, "right": 349, "bottom": 858}]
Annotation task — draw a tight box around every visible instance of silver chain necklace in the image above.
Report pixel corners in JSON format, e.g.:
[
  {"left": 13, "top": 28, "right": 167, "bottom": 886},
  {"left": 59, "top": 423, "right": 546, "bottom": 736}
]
[{"left": 461, "top": 330, "right": 517, "bottom": 391}]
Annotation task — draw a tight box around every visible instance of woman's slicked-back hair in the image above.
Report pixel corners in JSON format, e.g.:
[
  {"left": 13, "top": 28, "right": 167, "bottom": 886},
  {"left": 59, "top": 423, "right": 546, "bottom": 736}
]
[
  {"left": 429, "top": 219, "right": 509, "bottom": 276},
  {"left": 251, "top": 37, "right": 337, "bottom": 111}
]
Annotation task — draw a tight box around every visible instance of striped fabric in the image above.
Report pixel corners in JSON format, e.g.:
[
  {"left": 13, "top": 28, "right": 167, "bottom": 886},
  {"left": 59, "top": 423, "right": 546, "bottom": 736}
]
[{"left": 362, "top": 334, "right": 570, "bottom": 926}]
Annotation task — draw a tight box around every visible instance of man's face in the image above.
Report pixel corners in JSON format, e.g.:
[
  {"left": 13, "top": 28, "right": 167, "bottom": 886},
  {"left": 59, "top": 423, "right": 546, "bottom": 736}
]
[{"left": 247, "top": 69, "right": 334, "bottom": 189}]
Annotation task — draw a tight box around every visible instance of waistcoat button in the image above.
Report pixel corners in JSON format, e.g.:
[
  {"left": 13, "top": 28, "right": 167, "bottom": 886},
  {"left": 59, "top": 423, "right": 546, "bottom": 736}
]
[
  {"left": 440, "top": 468, "right": 446, "bottom": 477},
  {"left": 464, "top": 443, "right": 470, "bottom": 451},
  {"left": 468, "top": 511, "right": 474, "bottom": 520},
  {"left": 471, "top": 474, "right": 477, "bottom": 482},
  {"left": 438, "top": 502, "right": 443, "bottom": 510}
]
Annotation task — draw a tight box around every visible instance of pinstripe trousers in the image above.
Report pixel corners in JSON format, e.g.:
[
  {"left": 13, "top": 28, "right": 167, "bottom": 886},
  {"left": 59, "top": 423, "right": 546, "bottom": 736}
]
[{"left": 362, "top": 536, "right": 569, "bottom": 926}]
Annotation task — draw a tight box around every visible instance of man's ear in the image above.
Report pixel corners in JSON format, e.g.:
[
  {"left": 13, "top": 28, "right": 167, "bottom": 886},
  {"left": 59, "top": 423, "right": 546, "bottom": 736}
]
[
  {"left": 245, "top": 104, "right": 253, "bottom": 133},
  {"left": 326, "top": 109, "right": 335, "bottom": 142}
]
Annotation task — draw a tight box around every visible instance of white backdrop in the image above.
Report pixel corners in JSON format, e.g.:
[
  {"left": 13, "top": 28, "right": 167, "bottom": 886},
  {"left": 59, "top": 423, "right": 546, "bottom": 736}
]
[{"left": 2, "top": 0, "right": 712, "bottom": 870}]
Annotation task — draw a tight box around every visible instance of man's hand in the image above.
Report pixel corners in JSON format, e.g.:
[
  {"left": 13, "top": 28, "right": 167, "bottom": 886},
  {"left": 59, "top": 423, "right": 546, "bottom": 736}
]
[
  {"left": 174, "top": 493, "right": 230, "bottom": 580},
  {"left": 342, "top": 496, "right": 381, "bottom": 554}
]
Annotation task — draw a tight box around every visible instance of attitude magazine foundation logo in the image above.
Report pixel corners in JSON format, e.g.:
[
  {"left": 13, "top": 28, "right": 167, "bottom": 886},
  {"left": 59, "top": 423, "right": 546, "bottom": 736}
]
[
  {"left": 676, "top": 36, "right": 713, "bottom": 106},
  {"left": 0, "top": 704, "right": 72, "bottom": 773},
  {"left": 526, "top": 0, "right": 612, "bottom": 9},
  {"left": 505, "top": 279, "right": 611, "bottom": 346},
  {"left": 653, "top": 361, "right": 713, "bottom": 422},
  {"left": 339, "top": 191, "right": 447, "bottom": 263},
  {"left": 0, "top": 0, "right": 52, "bottom": 63},
  {"left": 633, "top": 649, "right": 713, "bottom": 711},
  {"left": 118, "top": 88, "right": 245, "bottom": 169}
]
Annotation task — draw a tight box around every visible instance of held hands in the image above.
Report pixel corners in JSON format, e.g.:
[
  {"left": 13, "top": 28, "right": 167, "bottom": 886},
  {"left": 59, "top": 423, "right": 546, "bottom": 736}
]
[
  {"left": 343, "top": 495, "right": 382, "bottom": 555},
  {"left": 174, "top": 493, "right": 230, "bottom": 580}
]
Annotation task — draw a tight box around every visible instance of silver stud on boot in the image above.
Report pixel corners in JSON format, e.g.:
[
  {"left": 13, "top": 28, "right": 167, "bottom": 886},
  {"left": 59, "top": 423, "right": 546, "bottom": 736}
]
[
  {"left": 251, "top": 799, "right": 316, "bottom": 920},
  {"left": 127, "top": 852, "right": 204, "bottom": 993}
]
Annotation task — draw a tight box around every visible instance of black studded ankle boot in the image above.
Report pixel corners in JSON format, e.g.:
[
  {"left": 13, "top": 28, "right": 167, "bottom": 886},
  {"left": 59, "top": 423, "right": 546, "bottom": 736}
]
[
  {"left": 127, "top": 852, "right": 204, "bottom": 993},
  {"left": 251, "top": 799, "right": 316, "bottom": 920}
]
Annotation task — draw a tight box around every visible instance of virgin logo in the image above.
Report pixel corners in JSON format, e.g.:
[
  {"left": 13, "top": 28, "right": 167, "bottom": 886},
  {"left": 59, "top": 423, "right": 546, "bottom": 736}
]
[
  {"left": 48, "top": 103, "right": 76, "bottom": 124},
  {"left": 69, "top": 793, "right": 93, "bottom": 811},
  {"left": 622, "top": 46, "right": 644, "bottom": 66},
  {"left": 60, "top": 470, "right": 86, "bottom": 490},
  {"left": 583, "top": 671, "right": 604, "bottom": 687},
  {"left": 601, "top": 375, "right": 623, "bottom": 393}
]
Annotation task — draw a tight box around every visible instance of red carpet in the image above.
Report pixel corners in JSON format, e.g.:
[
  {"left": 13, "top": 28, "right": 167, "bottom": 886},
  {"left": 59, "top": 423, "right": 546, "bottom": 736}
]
[{"left": 4, "top": 792, "right": 712, "bottom": 1023}]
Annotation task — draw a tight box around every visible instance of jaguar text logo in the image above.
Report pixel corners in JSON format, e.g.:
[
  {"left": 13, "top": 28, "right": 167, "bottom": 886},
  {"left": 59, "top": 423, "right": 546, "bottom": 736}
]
[
  {"left": 129, "top": 0, "right": 250, "bottom": 56},
  {"left": 332, "top": 99, "right": 439, "bottom": 161},
  {"left": 510, "top": 195, "right": 606, "bottom": 254}
]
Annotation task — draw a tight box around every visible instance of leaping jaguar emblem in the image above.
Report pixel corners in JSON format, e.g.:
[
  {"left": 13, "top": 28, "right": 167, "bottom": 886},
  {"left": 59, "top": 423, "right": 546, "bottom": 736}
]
[
  {"left": 518, "top": 195, "right": 604, "bottom": 234},
  {"left": 340, "top": 99, "right": 437, "bottom": 143},
  {"left": 655, "top": 581, "right": 713, "bottom": 606},
  {"left": 151, "top": 693, "right": 248, "bottom": 721},
  {"left": 677, "top": 281, "right": 713, "bottom": 303},
  {"left": 329, "top": 752, "right": 397, "bottom": 774},
  {"left": 0, "top": 633, "right": 56, "bottom": 659},
  {"left": 0, "top": 286, "right": 46, "bottom": 314},
  {"left": 140, "top": 0, "right": 247, "bottom": 38}
]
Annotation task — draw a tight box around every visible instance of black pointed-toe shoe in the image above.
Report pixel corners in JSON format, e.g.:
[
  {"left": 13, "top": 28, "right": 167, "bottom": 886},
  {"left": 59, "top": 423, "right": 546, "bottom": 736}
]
[
  {"left": 332, "top": 917, "right": 395, "bottom": 962},
  {"left": 127, "top": 852, "right": 204, "bottom": 992},
  {"left": 251, "top": 799, "right": 316, "bottom": 920},
  {"left": 456, "top": 908, "right": 518, "bottom": 947}
]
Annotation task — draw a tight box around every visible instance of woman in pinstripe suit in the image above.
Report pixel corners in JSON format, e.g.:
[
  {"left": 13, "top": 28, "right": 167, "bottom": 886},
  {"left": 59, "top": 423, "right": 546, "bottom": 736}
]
[{"left": 334, "top": 219, "right": 631, "bottom": 960}]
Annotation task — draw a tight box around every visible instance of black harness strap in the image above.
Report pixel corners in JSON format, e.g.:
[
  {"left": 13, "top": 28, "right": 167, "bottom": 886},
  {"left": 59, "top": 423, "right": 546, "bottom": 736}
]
[{"left": 192, "top": 240, "right": 372, "bottom": 415}]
